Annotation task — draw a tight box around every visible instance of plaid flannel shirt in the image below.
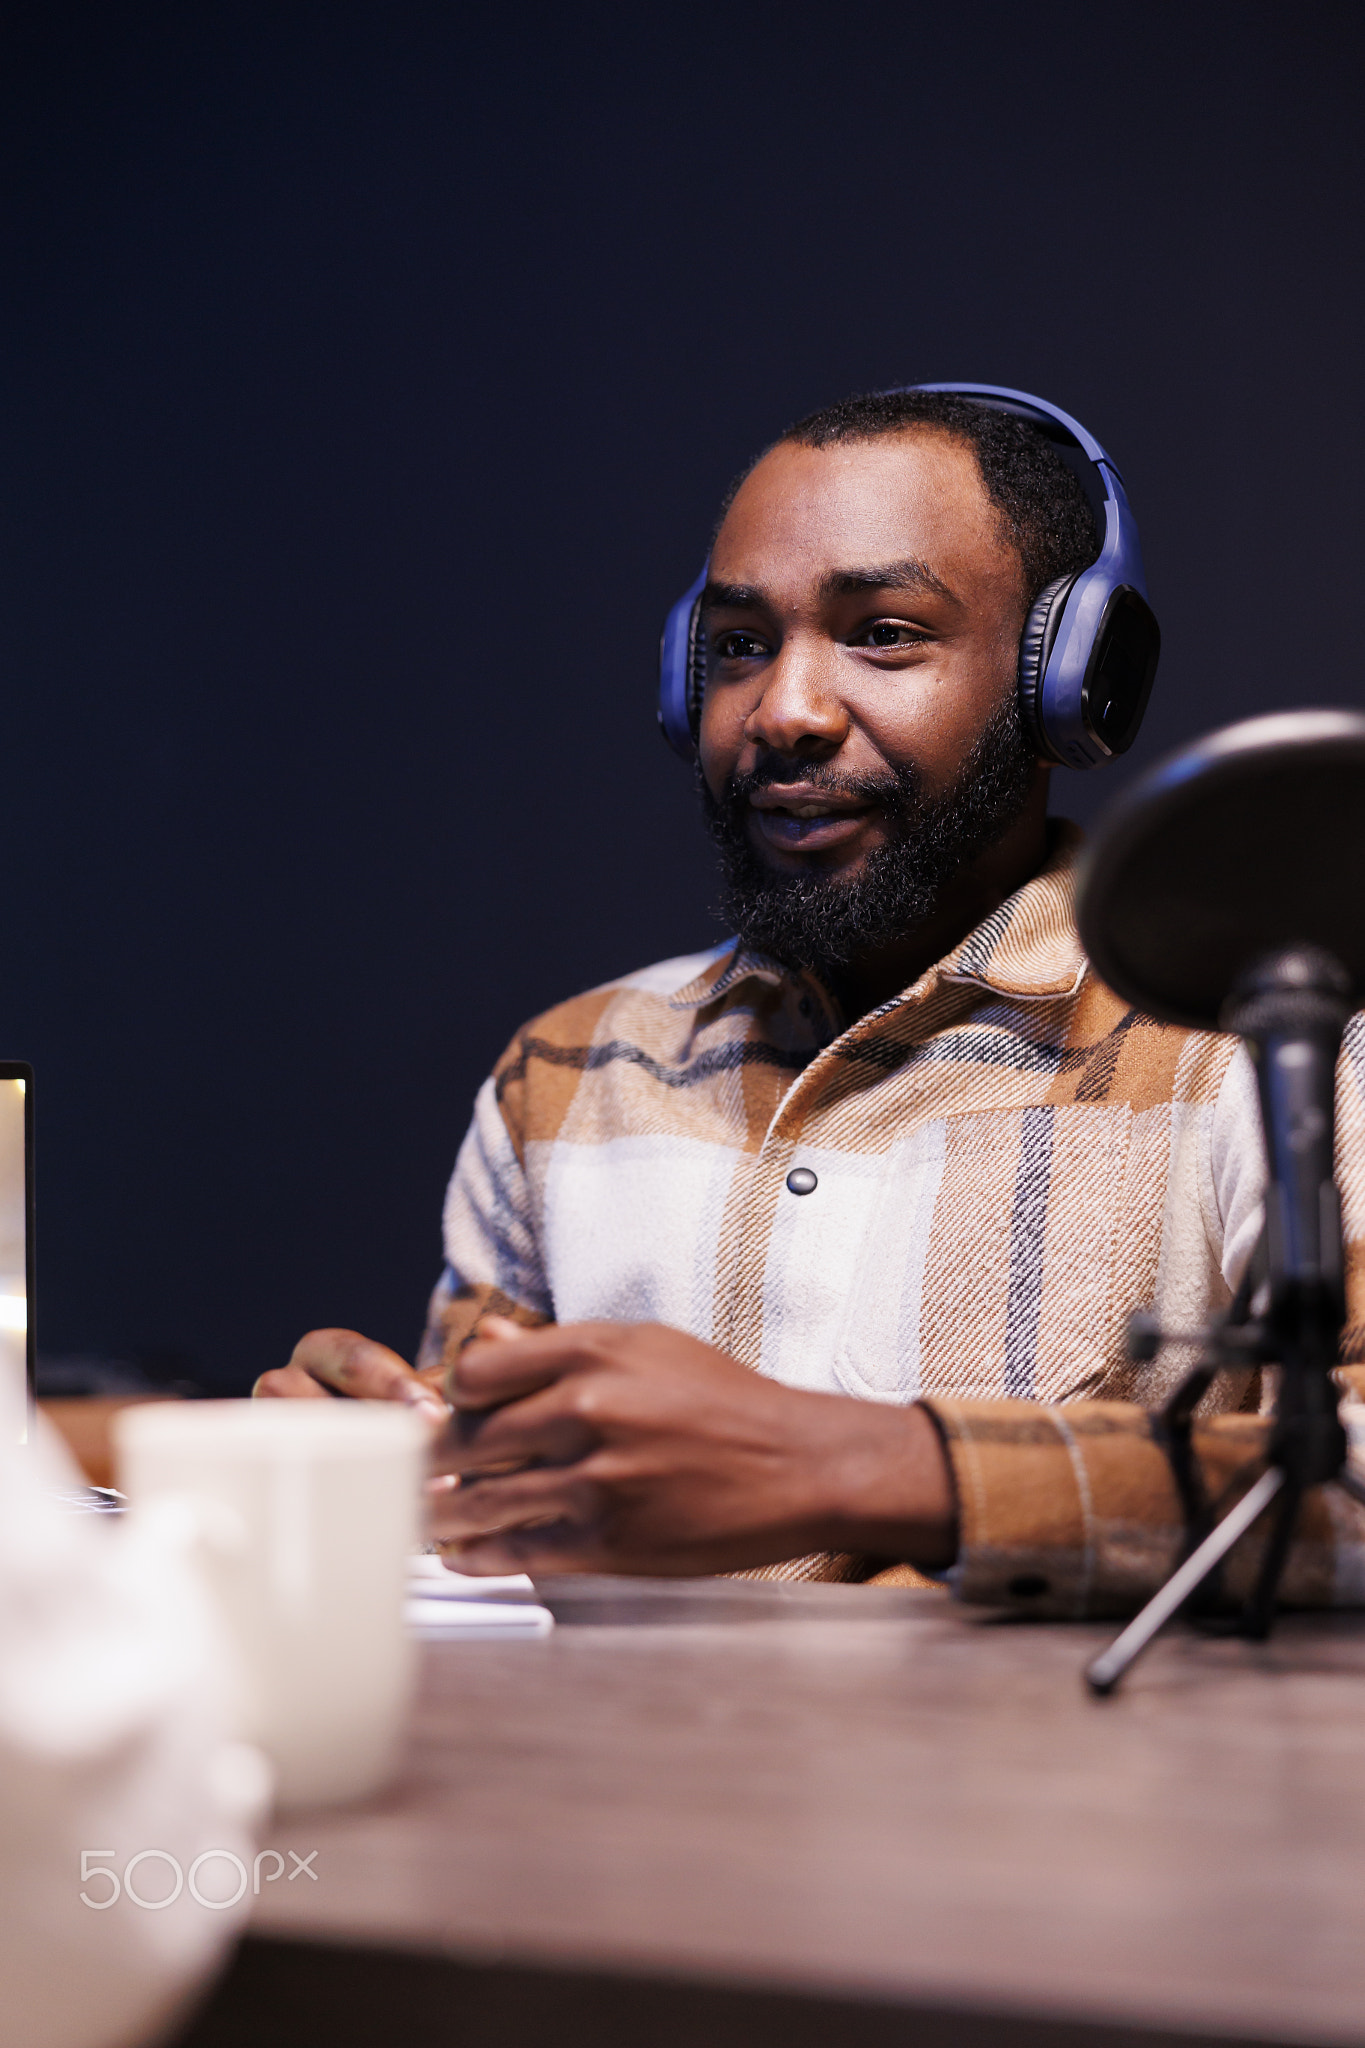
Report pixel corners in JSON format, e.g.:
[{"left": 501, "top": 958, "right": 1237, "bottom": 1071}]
[{"left": 421, "top": 824, "right": 1365, "bottom": 1608}]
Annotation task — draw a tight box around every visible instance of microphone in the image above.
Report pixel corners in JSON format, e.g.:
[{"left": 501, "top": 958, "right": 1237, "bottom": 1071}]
[
  {"left": 1073, "top": 708, "right": 1365, "bottom": 1690},
  {"left": 1223, "top": 947, "right": 1349, "bottom": 1371}
]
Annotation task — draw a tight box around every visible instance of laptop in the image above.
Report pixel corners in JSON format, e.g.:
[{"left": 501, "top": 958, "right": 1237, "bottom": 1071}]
[{"left": 0, "top": 1064, "right": 35, "bottom": 1447}]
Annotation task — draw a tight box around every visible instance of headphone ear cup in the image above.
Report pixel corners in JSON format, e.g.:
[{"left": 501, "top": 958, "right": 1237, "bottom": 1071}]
[
  {"left": 1017, "top": 573, "right": 1078, "bottom": 762},
  {"left": 686, "top": 596, "right": 706, "bottom": 741}
]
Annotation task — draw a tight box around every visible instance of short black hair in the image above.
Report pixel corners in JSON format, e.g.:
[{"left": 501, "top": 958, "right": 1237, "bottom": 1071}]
[{"left": 716, "top": 389, "right": 1101, "bottom": 606}]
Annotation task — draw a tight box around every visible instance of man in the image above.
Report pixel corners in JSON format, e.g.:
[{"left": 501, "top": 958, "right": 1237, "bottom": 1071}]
[{"left": 257, "top": 391, "right": 1365, "bottom": 1613}]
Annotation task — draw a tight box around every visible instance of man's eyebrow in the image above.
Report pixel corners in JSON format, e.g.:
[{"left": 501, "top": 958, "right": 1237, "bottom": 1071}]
[
  {"left": 700, "top": 561, "right": 958, "bottom": 613},
  {"left": 700, "top": 579, "right": 765, "bottom": 612},
  {"left": 820, "top": 559, "right": 957, "bottom": 604}
]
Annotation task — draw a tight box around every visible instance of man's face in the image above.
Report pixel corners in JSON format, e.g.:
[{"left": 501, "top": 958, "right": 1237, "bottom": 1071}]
[{"left": 698, "top": 430, "right": 1044, "bottom": 972}]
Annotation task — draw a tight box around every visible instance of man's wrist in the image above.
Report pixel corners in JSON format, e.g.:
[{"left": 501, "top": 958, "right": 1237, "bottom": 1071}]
[{"left": 811, "top": 1396, "right": 958, "bottom": 1571}]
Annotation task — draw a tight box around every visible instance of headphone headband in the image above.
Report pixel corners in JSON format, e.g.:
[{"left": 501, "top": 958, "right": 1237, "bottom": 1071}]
[
  {"left": 657, "top": 382, "right": 1159, "bottom": 770},
  {"left": 905, "top": 381, "right": 1116, "bottom": 471}
]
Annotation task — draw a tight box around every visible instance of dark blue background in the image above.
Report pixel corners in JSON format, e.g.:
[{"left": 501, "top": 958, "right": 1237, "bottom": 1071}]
[{"left": 4, "top": 1, "right": 1362, "bottom": 1389}]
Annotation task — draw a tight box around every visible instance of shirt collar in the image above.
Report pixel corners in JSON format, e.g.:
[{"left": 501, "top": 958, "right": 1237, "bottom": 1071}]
[
  {"left": 669, "top": 820, "right": 1087, "bottom": 1013},
  {"left": 938, "top": 819, "right": 1086, "bottom": 1000}
]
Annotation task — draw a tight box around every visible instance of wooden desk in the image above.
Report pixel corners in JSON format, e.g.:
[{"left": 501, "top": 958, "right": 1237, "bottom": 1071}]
[{"left": 173, "top": 1577, "right": 1365, "bottom": 2048}]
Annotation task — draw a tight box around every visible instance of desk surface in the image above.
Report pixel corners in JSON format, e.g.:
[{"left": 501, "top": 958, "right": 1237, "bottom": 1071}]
[{"left": 181, "top": 1577, "right": 1365, "bottom": 2048}]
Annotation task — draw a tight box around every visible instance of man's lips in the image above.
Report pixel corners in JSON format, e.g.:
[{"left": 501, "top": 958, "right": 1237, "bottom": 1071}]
[{"left": 747, "top": 784, "right": 876, "bottom": 853}]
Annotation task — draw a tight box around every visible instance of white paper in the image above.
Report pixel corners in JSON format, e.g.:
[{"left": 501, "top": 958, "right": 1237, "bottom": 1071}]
[
  {"left": 407, "top": 1554, "right": 539, "bottom": 1600},
  {"left": 405, "top": 1555, "right": 553, "bottom": 1639},
  {"left": 404, "top": 1595, "right": 552, "bottom": 1640}
]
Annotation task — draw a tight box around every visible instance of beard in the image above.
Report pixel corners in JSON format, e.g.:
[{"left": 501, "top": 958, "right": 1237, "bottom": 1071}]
[{"left": 701, "top": 692, "right": 1037, "bottom": 979}]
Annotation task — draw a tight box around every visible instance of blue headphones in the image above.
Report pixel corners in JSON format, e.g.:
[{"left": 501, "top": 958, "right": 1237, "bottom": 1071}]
[{"left": 657, "top": 382, "right": 1160, "bottom": 772}]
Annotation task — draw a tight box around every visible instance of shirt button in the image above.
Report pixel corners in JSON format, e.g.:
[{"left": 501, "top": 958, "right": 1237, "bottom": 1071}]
[{"left": 786, "top": 1167, "right": 818, "bottom": 1196}]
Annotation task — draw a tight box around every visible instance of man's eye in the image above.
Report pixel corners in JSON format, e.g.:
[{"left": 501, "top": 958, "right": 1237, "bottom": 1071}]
[
  {"left": 857, "top": 622, "right": 927, "bottom": 649},
  {"left": 714, "top": 631, "right": 768, "bottom": 660}
]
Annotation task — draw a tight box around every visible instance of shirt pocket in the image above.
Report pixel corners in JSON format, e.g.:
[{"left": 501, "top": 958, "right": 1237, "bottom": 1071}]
[
  {"left": 834, "top": 1105, "right": 1130, "bottom": 1405},
  {"left": 832, "top": 1119, "right": 949, "bottom": 1404}
]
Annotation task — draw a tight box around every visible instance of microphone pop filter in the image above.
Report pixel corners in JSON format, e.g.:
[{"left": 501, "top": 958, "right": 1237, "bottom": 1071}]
[{"left": 1076, "top": 708, "right": 1365, "bottom": 1031}]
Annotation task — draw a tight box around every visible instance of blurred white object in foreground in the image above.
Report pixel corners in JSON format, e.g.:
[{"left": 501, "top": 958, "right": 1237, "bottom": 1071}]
[
  {"left": 116, "top": 1400, "right": 425, "bottom": 1808},
  {"left": 0, "top": 1418, "right": 265, "bottom": 2048}
]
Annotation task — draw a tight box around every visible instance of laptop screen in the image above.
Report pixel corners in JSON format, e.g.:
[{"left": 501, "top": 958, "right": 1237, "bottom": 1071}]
[{"left": 0, "top": 1068, "right": 34, "bottom": 1444}]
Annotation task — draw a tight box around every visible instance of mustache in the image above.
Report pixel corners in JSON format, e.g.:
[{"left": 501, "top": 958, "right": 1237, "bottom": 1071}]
[{"left": 717, "top": 757, "right": 924, "bottom": 813}]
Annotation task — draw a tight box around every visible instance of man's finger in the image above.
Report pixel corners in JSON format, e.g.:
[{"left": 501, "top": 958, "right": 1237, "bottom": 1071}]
[
  {"left": 477, "top": 1315, "right": 527, "bottom": 1343},
  {"left": 442, "top": 1521, "right": 601, "bottom": 1576},
  {"left": 449, "top": 1322, "right": 611, "bottom": 1410},
  {"left": 288, "top": 1327, "right": 413, "bottom": 1397},
  {"left": 429, "top": 1461, "right": 602, "bottom": 1546},
  {"left": 436, "top": 1380, "right": 596, "bottom": 1477},
  {"left": 266, "top": 1327, "right": 449, "bottom": 1427},
  {"left": 253, "top": 1364, "right": 333, "bottom": 1400}
]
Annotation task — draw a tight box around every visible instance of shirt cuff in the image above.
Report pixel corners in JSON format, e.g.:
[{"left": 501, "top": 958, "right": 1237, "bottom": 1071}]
[{"left": 917, "top": 1396, "right": 1361, "bottom": 1618}]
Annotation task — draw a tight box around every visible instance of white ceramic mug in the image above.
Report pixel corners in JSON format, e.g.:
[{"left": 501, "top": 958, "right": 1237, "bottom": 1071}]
[{"left": 114, "top": 1399, "right": 426, "bottom": 1809}]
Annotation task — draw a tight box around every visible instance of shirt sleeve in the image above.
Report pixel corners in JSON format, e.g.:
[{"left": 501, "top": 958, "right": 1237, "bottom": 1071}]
[
  {"left": 1207, "top": 1043, "right": 1267, "bottom": 1295},
  {"left": 415, "top": 1073, "right": 554, "bottom": 1379},
  {"left": 0, "top": 1420, "right": 264, "bottom": 2048},
  {"left": 921, "top": 1393, "right": 1365, "bottom": 1618}
]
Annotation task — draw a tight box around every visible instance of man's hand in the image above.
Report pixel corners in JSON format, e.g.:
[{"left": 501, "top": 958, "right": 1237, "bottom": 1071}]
[
  {"left": 254, "top": 1328, "right": 449, "bottom": 1431},
  {"left": 432, "top": 1317, "right": 957, "bottom": 1576}
]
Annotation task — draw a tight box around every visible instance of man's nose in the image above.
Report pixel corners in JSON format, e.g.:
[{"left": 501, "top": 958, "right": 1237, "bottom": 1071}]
[{"left": 743, "top": 636, "right": 848, "bottom": 757}]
